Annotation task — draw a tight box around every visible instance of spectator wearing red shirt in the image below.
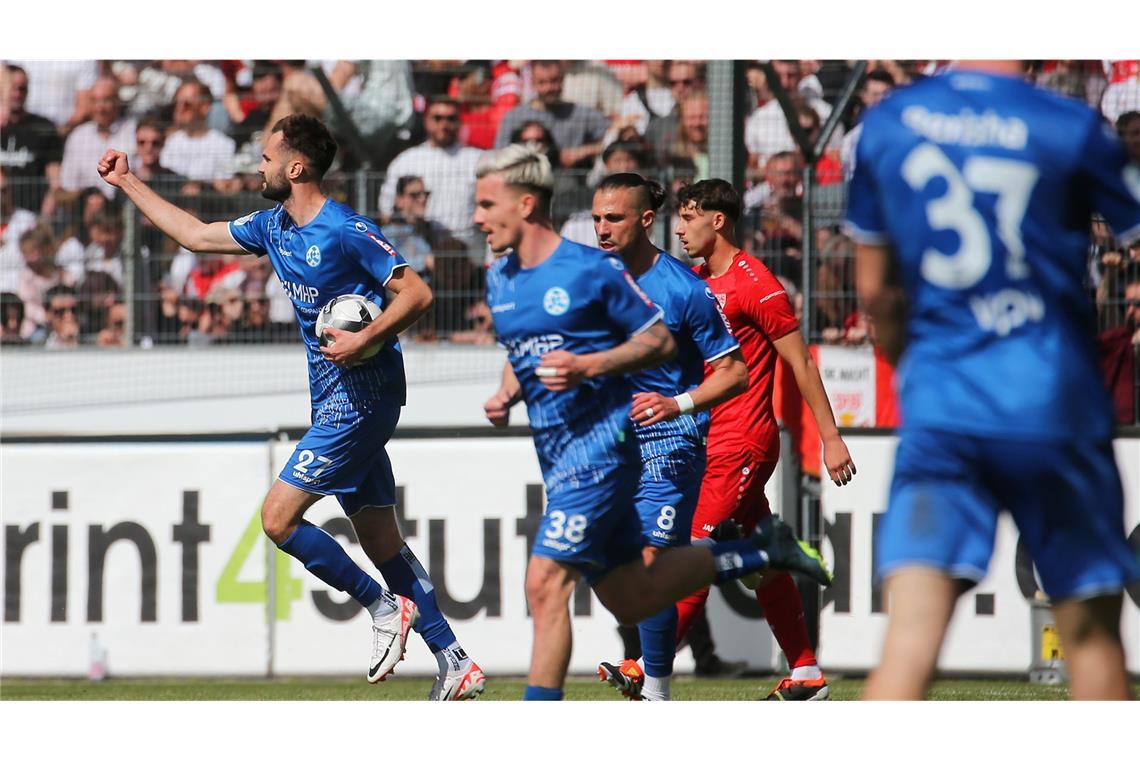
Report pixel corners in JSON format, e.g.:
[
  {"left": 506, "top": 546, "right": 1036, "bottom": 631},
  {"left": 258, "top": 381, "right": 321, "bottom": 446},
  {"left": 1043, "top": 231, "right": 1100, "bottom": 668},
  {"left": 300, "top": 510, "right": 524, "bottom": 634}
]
[{"left": 674, "top": 179, "right": 854, "bottom": 701}]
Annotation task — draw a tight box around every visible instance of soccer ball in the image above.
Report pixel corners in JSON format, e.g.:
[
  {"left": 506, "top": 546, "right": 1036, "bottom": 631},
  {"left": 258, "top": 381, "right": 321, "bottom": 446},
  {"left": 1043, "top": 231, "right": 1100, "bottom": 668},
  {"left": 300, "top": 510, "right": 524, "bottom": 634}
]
[{"left": 315, "top": 294, "right": 382, "bottom": 360}]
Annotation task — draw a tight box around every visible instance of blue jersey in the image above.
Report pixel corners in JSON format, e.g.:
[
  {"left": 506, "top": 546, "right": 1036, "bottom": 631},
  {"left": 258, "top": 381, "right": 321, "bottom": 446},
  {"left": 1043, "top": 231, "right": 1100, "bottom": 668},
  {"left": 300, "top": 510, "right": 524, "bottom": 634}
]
[
  {"left": 631, "top": 251, "right": 738, "bottom": 448},
  {"left": 228, "top": 199, "right": 409, "bottom": 417},
  {"left": 487, "top": 239, "right": 662, "bottom": 477},
  {"left": 845, "top": 70, "right": 1140, "bottom": 441}
]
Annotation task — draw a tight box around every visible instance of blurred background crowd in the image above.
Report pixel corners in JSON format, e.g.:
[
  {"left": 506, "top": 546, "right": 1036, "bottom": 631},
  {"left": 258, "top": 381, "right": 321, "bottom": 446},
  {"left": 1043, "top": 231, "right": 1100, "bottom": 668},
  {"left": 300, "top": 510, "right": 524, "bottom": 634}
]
[{"left": 2, "top": 59, "right": 1138, "bottom": 417}]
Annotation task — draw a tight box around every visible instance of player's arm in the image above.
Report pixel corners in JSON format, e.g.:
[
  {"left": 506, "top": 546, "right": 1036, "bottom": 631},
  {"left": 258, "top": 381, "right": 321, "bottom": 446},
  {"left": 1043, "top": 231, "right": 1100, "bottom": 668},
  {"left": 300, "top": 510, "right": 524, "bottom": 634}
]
[
  {"left": 854, "top": 242, "right": 906, "bottom": 365},
  {"left": 772, "top": 329, "right": 856, "bottom": 486},
  {"left": 320, "top": 266, "right": 433, "bottom": 367},
  {"left": 537, "top": 320, "right": 676, "bottom": 393},
  {"left": 630, "top": 348, "right": 748, "bottom": 426},
  {"left": 96, "top": 149, "right": 247, "bottom": 254},
  {"left": 484, "top": 361, "right": 522, "bottom": 428}
]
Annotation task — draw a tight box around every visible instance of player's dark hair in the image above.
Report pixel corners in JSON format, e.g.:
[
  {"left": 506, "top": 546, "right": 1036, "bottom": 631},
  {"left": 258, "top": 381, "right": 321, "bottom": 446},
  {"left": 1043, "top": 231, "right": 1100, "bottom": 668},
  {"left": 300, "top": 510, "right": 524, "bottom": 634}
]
[
  {"left": 272, "top": 114, "right": 338, "bottom": 179},
  {"left": 6, "top": 63, "right": 27, "bottom": 79},
  {"left": 596, "top": 173, "right": 667, "bottom": 213},
  {"left": 675, "top": 178, "right": 741, "bottom": 223}
]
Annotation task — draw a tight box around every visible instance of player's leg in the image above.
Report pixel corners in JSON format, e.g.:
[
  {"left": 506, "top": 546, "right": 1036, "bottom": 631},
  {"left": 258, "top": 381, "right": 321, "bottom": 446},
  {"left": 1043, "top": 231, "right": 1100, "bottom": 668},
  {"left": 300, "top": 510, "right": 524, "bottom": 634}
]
[
  {"left": 351, "top": 503, "right": 484, "bottom": 701},
  {"left": 276, "top": 412, "right": 418, "bottom": 683},
  {"left": 728, "top": 459, "right": 828, "bottom": 699},
  {"left": 1001, "top": 437, "right": 1138, "bottom": 700},
  {"left": 862, "top": 430, "right": 997, "bottom": 700},
  {"left": 523, "top": 555, "right": 580, "bottom": 700},
  {"left": 863, "top": 569, "right": 960, "bottom": 699}
]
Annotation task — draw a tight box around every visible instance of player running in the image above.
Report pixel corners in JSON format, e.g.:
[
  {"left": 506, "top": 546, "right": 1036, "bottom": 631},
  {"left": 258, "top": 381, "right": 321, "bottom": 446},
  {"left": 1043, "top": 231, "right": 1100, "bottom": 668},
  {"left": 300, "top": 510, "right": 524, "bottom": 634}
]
[
  {"left": 589, "top": 173, "right": 748, "bottom": 701},
  {"left": 674, "top": 179, "right": 856, "bottom": 701},
  {"left": 476, "top": 144, "right": 832, "bottom": 700},
  {"left": 97, "top": 115, "right": 485, "bottom": 701},
  {"left": 847, "top": 60, "right": 1140, "bottom": 699}
]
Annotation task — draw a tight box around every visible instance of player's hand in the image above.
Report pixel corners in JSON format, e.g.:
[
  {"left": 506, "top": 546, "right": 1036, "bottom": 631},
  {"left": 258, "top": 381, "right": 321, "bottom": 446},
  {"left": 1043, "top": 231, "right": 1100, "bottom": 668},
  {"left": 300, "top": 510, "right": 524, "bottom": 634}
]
[
  {"left": 484, "top": 387, "right": 515, "bottom": 428},
  {"left": 630, "top": 391, "right": 680, "bottom": 427},
  {"left": 319, "top": 326, "right": 370, "bottom": 368},
  {"left": 96, "top": 150, "right": 131, "bottom": 187},
  {"left": 823, "top": 434, "right": 856, "bottom": 486},
  {"left": 536, "top": 350, "right": 589, "bottom": 392}
]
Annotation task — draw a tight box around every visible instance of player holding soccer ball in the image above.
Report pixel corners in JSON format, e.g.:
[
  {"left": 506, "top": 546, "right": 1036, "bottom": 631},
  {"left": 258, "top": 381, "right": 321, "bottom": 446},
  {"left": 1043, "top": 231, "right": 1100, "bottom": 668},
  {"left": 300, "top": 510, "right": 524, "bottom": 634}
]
[
  {"left": 848, "top": 60, "right": 1140, "bottom": 699},
  {"left": 97, "top": 115, "right": 485, "bottom": 701}
]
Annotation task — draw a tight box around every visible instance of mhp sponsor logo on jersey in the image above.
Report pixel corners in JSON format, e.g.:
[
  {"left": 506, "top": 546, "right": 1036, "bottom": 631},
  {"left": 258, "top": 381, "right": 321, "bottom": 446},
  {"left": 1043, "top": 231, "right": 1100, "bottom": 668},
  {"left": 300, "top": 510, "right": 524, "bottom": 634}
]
[
  {"left": 504, "top": 333, "right": 564, "bottom": 359},
  {"left": 279, "top": 276, "right": 320, "bottom": 303},
  {"left": 542, "top": 286, "right": 571, "bottom": 316},
  {"left": 305, "top": 245, "right": 321, "bottom": 267}
]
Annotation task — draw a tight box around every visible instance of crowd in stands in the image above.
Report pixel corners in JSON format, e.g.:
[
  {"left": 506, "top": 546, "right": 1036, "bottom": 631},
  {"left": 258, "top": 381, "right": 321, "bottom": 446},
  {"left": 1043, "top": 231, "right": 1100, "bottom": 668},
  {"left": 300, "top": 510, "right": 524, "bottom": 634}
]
[{"left": 2, "top": 59, "right": 1139, "bottom": 416}]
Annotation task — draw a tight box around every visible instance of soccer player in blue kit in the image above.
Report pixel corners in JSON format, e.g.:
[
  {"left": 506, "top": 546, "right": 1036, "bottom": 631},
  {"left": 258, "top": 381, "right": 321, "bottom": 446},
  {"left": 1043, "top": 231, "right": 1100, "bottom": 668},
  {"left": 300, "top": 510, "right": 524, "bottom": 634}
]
[
  {"left": 846, "top": 60, "right": 1140, "bottom": 699},
  {"left": 97, "top": 115, "right": 486, "bottom": 700},
  {"left": 476, "top": 144, "right": 831, "bottom": 700},
  {"left": 589, "top": 173, "right": 749, "bottom": 701}
]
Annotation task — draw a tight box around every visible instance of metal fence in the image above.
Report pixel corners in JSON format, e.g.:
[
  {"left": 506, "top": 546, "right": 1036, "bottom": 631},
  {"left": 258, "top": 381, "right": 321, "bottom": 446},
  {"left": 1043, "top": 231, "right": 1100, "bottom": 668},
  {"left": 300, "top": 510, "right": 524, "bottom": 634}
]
[{"left": 2, "top": 58, "right": 1138, "bottom": 422}]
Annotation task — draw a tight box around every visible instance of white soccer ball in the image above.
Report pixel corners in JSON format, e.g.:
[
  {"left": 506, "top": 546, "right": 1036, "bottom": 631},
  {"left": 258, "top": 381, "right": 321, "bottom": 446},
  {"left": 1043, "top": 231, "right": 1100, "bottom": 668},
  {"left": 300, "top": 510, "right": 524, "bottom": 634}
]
[{"left": 315, "top": 294, "right": 382, "bottom": 360}]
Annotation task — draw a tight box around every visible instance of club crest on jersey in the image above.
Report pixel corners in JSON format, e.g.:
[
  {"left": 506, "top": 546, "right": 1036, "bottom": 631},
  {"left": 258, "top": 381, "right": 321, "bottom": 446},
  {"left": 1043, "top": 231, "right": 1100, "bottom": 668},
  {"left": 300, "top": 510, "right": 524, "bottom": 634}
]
[
  {"left": 305, "top": 245, "right": 321, "bottom": 267},
  {"left": 716, "top": 293, "right": 727, "bottom": 308},
  {"left": 543, "top": 286, "right": 571, "bottom": 316},
  {"left": 366, "top": 232, "right": 398, "bottom": 256}
]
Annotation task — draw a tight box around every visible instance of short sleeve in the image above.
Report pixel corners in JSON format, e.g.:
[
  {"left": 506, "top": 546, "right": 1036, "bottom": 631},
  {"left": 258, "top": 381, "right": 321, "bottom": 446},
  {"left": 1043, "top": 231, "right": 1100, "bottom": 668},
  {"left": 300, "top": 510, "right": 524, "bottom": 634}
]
[
  {"left": 843, "top": 121, "right": 891, "bottom": 246},
  {"left": 228, "top": 209, "right": 273, "bottom": 255},
  {"left": 741, "top": 272, "right": 799, "bottom": 342},
  {"left": 684, "top": 282, "right": 739, "bottom": 362},
  {"left": 342, "top": 217, "right": 409, "bottom": 287},
  {"left": 596, "top": 255, "right": 663, "bottom": 337},
  {"left": 1078, "top": 118, "right": 1140, "bottom": 246}
]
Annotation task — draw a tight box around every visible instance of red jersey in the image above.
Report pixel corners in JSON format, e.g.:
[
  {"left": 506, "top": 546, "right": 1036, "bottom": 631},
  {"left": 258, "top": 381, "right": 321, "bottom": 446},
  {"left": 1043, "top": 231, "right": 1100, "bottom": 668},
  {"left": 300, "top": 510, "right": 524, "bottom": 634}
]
[{"left": 694, "top": 250, "right": 799, "bottom": 459}]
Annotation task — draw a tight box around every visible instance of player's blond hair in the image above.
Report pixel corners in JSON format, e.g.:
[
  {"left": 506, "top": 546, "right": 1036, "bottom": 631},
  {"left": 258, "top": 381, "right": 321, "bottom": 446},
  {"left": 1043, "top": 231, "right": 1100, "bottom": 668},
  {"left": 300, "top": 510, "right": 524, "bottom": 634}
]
[{"left": 476, "top": 144, "right": 554, "bottom": 214}]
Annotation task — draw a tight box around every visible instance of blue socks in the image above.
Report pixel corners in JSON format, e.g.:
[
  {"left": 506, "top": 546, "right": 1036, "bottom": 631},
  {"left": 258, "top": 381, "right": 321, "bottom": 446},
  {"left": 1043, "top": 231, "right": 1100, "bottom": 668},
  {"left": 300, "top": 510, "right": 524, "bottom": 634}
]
[
  {"left": 278, "top": 520, "right": 383, "bottom": 607},
  {"left": 377, "top": 544, "right": 457, "bottom": 652},
  {"left": 638, "top": 604, "right": 677, "bottom": 678},
  {"left": 523, "top": 685, "right": 564, "bottom": 701},
  {"left": 710, "top": 539, "right": 768, "bottom": 585}
]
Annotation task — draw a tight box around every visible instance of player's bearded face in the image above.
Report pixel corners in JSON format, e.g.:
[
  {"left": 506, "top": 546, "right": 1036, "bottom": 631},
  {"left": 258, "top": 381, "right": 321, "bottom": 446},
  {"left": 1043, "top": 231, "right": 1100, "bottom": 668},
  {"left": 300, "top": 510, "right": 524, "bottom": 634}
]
[
  {"left": 261, "top": 163, "right": 291, "bottom": 202},
  {"left": 592, "top": 189, "right": 644, "bottom": 254}
]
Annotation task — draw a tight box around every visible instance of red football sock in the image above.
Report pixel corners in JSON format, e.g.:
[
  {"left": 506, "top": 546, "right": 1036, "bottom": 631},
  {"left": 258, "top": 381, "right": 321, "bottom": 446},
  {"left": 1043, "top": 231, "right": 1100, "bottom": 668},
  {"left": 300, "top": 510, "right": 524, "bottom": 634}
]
[
  {"left": 755, "top": 573, "right": 817, "bottom": 669},
  {"left": 674, "top": 586, "right": 709, "bottom": 645}
]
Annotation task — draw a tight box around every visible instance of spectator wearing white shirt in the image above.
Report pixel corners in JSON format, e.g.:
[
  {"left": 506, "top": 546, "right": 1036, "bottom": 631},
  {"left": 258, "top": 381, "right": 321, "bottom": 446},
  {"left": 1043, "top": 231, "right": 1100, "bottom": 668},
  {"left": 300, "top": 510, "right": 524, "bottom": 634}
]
[
  {"left": 10, "top": 60, "right": 98, "bottom": 134},
  {"left": 58, "top": 76, "right": 136, "bottom": 199},
  {"left": 743, "top": 60, "right": 843, "bottom": 176},
  {"left": 378, "top": 96, "right": 482, "bottom": 257},
  {"left": 160, "top": 80, "right": 237, "bottom": 185}
]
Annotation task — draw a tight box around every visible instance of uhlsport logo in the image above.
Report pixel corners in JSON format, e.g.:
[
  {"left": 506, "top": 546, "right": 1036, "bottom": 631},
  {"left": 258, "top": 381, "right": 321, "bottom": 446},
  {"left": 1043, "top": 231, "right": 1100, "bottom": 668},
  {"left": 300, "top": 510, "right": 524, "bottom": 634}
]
[
  {"left": 543, "top": 286, "right": 571, "bottom": 316},
  {"left": 306, "top": 245, "right": 321, "bottom": 267},
  {"left": 354, "top": 221, "right": 368, "bottom": 232},
  {"left": 233, "top": 212, "right": 257, "bottom": 226}
]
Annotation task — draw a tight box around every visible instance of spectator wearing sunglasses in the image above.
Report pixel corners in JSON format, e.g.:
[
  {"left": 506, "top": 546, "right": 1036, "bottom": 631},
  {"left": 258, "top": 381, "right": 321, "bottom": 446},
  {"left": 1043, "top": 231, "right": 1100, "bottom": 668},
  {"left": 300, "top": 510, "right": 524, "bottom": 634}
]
[
  {"left": 37, "top": 283, "right": 81, "bottom": 349},
  {"left": 378, "top": 96, "right": 483, "bottom": 260}
]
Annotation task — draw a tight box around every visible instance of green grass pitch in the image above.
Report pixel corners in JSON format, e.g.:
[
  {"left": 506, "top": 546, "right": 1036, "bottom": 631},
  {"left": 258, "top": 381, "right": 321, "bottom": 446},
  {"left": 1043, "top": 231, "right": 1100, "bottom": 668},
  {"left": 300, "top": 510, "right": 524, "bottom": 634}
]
[{"left": 5, "top": 675, "right": 1126, "bottom": 700}]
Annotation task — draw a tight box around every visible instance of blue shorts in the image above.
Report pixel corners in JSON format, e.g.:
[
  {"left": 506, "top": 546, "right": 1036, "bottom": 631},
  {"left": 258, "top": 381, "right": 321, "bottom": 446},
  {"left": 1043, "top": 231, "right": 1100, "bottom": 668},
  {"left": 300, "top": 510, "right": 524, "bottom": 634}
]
[
  {"left": 879, "top": 428, "right": 1140, "bottom": 601},
  {"left": 635, "top": 438, "right": 704, "bottom": 548},
  {"left": 279, "top": 402, "right": 402, "bottom": 517},
  {"left": 534, "top": 459, "right": 646, "bottom": 586}
]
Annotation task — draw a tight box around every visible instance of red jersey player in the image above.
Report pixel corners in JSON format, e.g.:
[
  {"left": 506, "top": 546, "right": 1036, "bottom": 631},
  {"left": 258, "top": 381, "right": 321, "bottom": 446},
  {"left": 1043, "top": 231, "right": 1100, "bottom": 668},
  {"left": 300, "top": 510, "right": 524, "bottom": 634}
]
[{"left": 674, "top": 179, "right": 855, "bottom": 700}]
